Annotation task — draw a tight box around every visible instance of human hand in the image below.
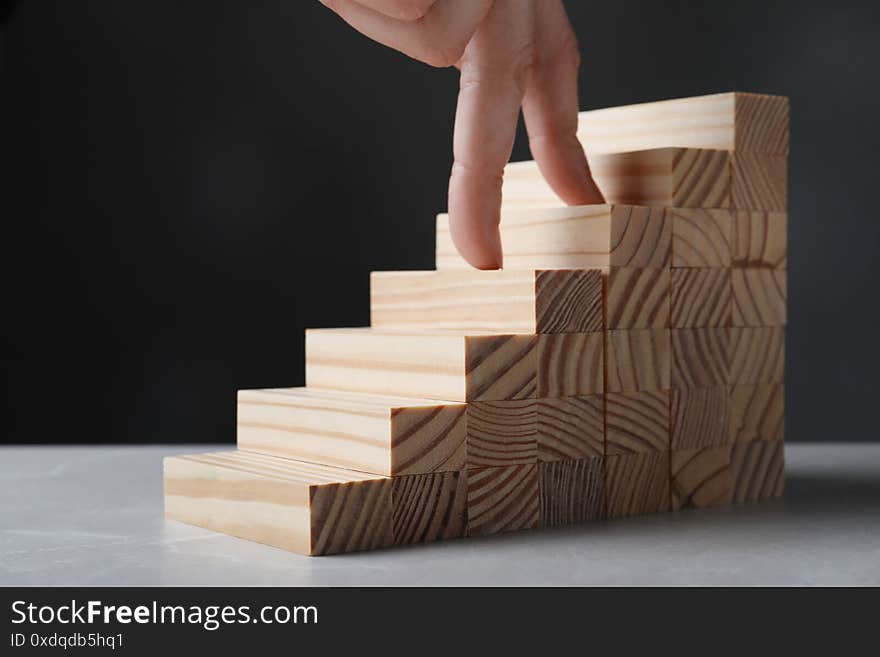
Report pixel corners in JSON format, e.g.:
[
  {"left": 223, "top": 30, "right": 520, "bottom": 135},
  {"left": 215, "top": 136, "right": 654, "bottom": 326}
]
[{"left": 320, "top": 0, "right": 604, "bottom": 269}]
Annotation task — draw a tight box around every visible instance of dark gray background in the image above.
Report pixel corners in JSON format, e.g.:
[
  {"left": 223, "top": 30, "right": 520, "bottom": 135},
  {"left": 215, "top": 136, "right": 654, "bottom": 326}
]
[{"left": 1, "top": 1, "right": 878, "bottom": 444}]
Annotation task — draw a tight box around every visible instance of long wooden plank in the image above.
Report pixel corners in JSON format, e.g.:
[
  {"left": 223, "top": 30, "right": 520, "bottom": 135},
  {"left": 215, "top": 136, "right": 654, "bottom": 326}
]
[
  {"left": 576, "top": 92, "right": 789, "bottom": 155},
  {"left": 305, "top": 328, "right": 537, "bottom": 402},
  {"left": 164, "top": 451, "right": 392, "bottom": 556},
  {"left": 370, "top": 268, "right": 603, "bottom": 334},
  {"left": 436, "top": 204, "right": 670, "bottom": 270},
  {"left": 236, "top": 387, "right": 466, "bottom": 476}
]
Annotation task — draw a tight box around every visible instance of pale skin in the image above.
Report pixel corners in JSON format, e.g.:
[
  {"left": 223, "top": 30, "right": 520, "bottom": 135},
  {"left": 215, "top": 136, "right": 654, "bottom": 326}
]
[{"left": 319, "top": 0, "right": 604, "bottom": 269}]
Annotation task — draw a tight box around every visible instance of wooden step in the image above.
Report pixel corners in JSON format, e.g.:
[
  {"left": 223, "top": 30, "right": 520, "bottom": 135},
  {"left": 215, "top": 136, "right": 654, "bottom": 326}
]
[{"left": 236, "top": 387, "right": 466, "bottom": 476}]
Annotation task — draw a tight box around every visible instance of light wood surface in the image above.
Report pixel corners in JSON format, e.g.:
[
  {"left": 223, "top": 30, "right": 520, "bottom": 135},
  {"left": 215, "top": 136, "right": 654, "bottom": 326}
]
[
  {"left": 576, "top": 92, "right": 789, "bottom": 155},
  {"left": 605, "top": 390, "right": 670, "bottom": 455},
  {"left": 670, "top": 386, "right": 730, "bottom": 449},
  {"left": 237, "top": 387, "right": 466, "bottom": 476},
  {"left": 730, "top": 440, "right": 785, "bottom": 502},
  {"left": 671, "top": 208, "right": 732, "bottom": 267},
  {"left": 537, "top": 332, "right": 604, "bottom": 397},
  {"left": 731, "top": 269, "right": 787, "bottom": 326},
  {"left": 391, "top": 470, "right": 467, "bottom": 545},
  {"left": 670, "top": 268, "right": 731, "bottom": 328},
  {"left": 606, "top": 328, "right": 671, "bottom": 393},
  {"left": 370, "top": 268, "right": 603, "bottom": 334},
  {"left": 605, "top": 451, "right": 671, "bottom": 518},
  {"left": 306, "top": 328, "right": 537, "bottom": 402},
  {"left": 467, "top": 463, "right": 539, "bottom": 536},
  {"left": 589, "top": 148, "right": 730, "bottom": 209},
  {"left": 164, "top": 451, "right": 392, "bottom": 556},
  {"left": 537, "top": 395, "right": 604, "bottom": 462},
  {"left": 731, "top": 153, "right": 788, "bottom": 211},
  {"left": 729, "top": 327, "right": 785, "bottom": 385},
  {"left": 466, "top": 400, "right": 537, "bottom": 468},
  {"left": 539, "top": 458, "right": 605, "bottom": 526},
  {"left": 730, "top": 384, "right": 785, "bottom": 443},
  {"left": 605, "top": 267, "right": 670, "bottom": 329},
  {"left": 670, "top": 446, "right": 734, "bottom": 510},
  {"left": 731, "top": 211, "right": 787, "bottom": 268},
  {"left": 671, "top": 328, "right": 730, "bottom": 389},
  {"left": 436, "top": 205, "right": 670, "bottom": 270}
]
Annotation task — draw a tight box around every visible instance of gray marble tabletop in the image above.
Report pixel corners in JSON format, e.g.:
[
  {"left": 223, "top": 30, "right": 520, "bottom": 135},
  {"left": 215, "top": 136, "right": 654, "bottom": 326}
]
[{"left": 1, "top": 443, "right": 878, "bottom": 586}]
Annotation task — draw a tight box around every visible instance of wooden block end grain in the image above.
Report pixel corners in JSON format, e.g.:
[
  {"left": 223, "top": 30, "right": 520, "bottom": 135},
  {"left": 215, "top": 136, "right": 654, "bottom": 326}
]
[
  {"left": 237, "top": 387, "right": 466, "bottom": 476},
  {"left": 466, "top": 400, "right": 537, "bottom": 468},
  {"left": 731, "top": 211, "right": 787, "bottom": 268},
  {"left": 609, "top": 205, "right": 671, "bottom": 268},
  {"left": 391, "top": 471, "right": 467, "bottom": 545},
  {"left": 670, "top": 268, "right": 731, "bottom": 328},
  {"left": 537, "top": 332, "right": 603, "bottom": 397},
  {"left": 605, "top": 451, "right": 671, "bottom": 518},
  {"left": 539, "top": 458, "right": 605, "bottom": 527},
  {"left": 671, "top": 208, "right": 733, "bottom": 268},
  {"left": 671, "top": 386, "right": 730, "bottom": 449},
  {"left": 730, "top": 440, "right": 785, "bottom": 502},
  {"left": 671, "top": 446, "right": 733, "bottom": 510},
  {"left": 606, "top": 391, "right": 670, "bottom": 455},
  {"left": 731, "top": 152, "right": 788, "bottom": 211},
  {"left": 537, "top": 395, "right": 604, "bottom": 462},
  {"left": 605, "top": 267, "right": 670, "bottom": 329},
  {"left": 164, "top": 451, "right": 392, "bottom": 556},
  {"left": 731, "top": 269, "right": 787, "bottom": 327},
  {"left": 729, "top": 327, "right": 785, "bottom": 385},
  {"left": 729, "top": 383, "right": 785, "bottom": 443},
  {"left": 467, "top": 464, "right": 539, "bottom": 536},
  {"left": 606, "top": 328, "right": 671, "bottom": 393},
  {"left": 671, "top": 328, "right": 730, "bottom": 389}
]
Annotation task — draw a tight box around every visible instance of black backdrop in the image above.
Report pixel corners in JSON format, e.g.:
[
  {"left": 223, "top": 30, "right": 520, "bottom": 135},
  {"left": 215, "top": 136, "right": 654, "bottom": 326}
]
[{"left": 2, "top": 1, "right": 878, "bottom": 444}]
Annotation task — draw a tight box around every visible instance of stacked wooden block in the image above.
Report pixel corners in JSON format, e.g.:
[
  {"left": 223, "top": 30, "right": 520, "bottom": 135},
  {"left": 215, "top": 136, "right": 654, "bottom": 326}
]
[{"left": 165, "top": 92, "right": 788, "bottom": 555}]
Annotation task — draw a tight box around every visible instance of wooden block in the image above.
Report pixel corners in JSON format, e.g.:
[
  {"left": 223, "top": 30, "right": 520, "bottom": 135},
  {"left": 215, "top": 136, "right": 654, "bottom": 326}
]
[
  {"left": 391, "top": 471, "right": 467, "bottom": 545},
  {"left": 671, "top": 328, "right": 730, "bottom": 389},
  {"left": 731, "top": 211, "right": 787, "bottom": 268},
  {"left": 537, "top": 332, "right": 604, "bottom": 397},
  {"left": 370, "top": 268, "right": 603, "bottom": 334},
  {"left": 606, "top": 391, "right": 670, "bottom": 455},
  {"left": 466, "top": 400, "right": 537, "bottom": 468},
  {"left": 605, "top": 451, "right": 671, "bottom": 518},
  {"left": 731, "top": 152, "right": 787, "bottom": 211},
  {"left": 436, "top": 204, "right": 670, "bottom": 270},
  {"left": 306, "top": 328, "right": 537, "bottom": 402},
  {"left": 237, "top": 388, "right": 466, "bottom": 476},
  {"left": 606, "top": 328, "right": 671, "bottom": 393},
  {"left": 671, "top": 208, "right": 732, "bottom": 267},
  {"left": 537, "top": 395, "right": 604, "bottom": 462},
  {"left": 588, "top": 148, "right": 730, "bottom": 209},
  {"left": 731, "top": 269, "right": 787, "bottom": 326},
  {"left": 576, "top": 92, "right": 789, "bottom": 155},
  {"left": 670, "top": 446, "right": 733, "bottom": 510},
  {"left": 467, "top": 464, "right": 539, "bottom": 536},
  {"left": 164, "top": 451, "right": 392, "bottom": 556},
  {"left": 671, "top": 387, "right": 729, "bottom": 449},
  {"left": 730, "top": 440, "right": 785, "bottom": 502},
  {"left": 729, "top": 327, "right": 785, "bottom": 385},
  {"left": 730, "top": 384, "right": 785, "bottom": 442},
  {"left": 605, "top": 267, "right": 670, "bottom": 329},
  {"left": 670, "top": 268, "right": 731, "bottom": 328},
  {"left": 539, "top": 458, "right": 605, "bottom": 527}
]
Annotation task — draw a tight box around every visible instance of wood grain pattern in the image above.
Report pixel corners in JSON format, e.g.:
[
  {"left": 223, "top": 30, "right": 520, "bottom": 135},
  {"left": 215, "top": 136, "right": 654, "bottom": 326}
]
[
  {"left": 731, "top": 152, "right": 788, "bottom": 211},
  {"left": 436, "top": 205, "right": 670, "bottom": 270},
  {"left": 605, "top": 267, "right": 670, "bottom": 329},
  {"left": 606, "top": 328, "right": 671, "bottom": 393},
  {"left": 605, "top": 451, "right": 671, "bottom": 518},
  {"left": 670, "top": 268, "right": 731, "bottom": 328},
  {"left": 671, "top": 328, "right": 730, "bottom": 389},
  {"left": 370, "top": 268, "right": 603, "bottom": 334},
  {"left": 237, "top": 387, "right": 466, "bottom": 476},
  {"left": 576, "top": 92, "right": 789, "bottom": 155},
  {"left": 305, "top": 328, "right": 537, "bottom": 402},
  {"left": 466, "top": 400, "right": 537, "bottom": 468},
  {"left": 670, "top": 446, "right": 733, "bottom": 510},
  {"left": 588, "top": 148, "right": 730, "bottom": 209},
  {"left": 537, "top": 332, "right": 604, "bottom": 397},
  {"left": 606, "top": 391, "right": 670, "bottom": 455},
  {"left": 729, "top": 384, "right": 784, "bottom": 443},
  {"left": 164, "top": 451, "right": 392, "bottom": 556},
  {"left": 670, "top": 387, "right": 730, "bottom": 449},
  {"left": 537, "top": 395, "right": 604, "bottom": 462},
  {"left": 539, "top": 458, "right": 605, "bottom": 527},
  {"left": 731, "top": 211, "right": 787, "bottom": 268},
  {"left": 467, "top": 464, "right": 539, "bottom": 536},
  {"left": 671, "top": 208, "right": 732, "bottom": 267},
  {"left": 730, "top": 440, "right": 785, "bottom": 502},
  {"left": 729, "top": 327, "right": 785, "bottom": 385},
  {"left": 731, "top": 269, "right": 787, "bottom": 326},
  {"left": 391, "top": 471, "right": 467, "bottom": 545}
]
